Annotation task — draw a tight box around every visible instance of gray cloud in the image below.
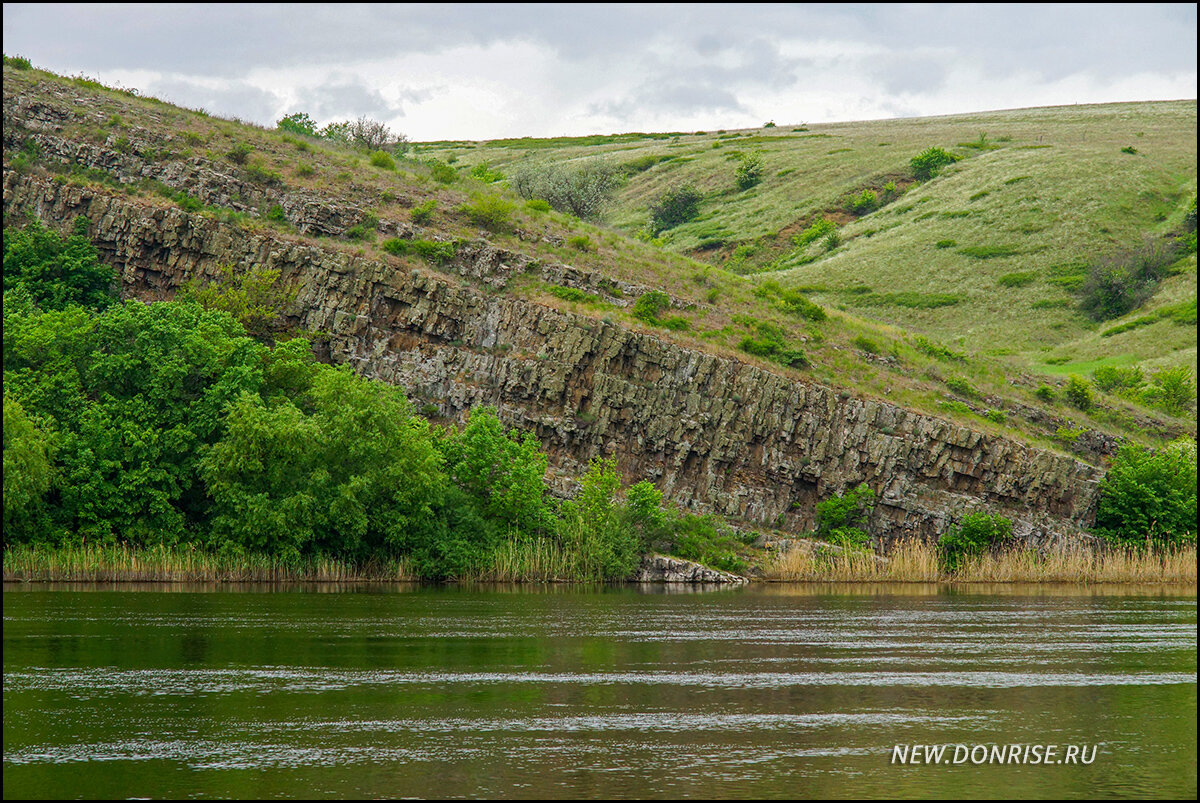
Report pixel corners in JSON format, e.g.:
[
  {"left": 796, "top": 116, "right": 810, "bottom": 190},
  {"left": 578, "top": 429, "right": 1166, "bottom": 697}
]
[{"left": 2, "top": 3, "right": 1194, "bottom": 138}]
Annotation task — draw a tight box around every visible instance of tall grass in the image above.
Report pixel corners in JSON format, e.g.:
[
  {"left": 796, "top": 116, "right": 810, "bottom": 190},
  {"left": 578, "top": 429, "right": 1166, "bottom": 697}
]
[
  {"left": 3, "top": 543, "right": 414, "bottom": 583},
  {"left": 763, "top": 538, "right": 1197, "bottom": 583}
]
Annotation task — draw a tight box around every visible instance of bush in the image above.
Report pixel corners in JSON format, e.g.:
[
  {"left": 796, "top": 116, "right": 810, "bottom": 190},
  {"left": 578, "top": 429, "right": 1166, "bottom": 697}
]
[
  {"left": 845, "top": 189, "right": 878, "bottom": 215},
  {"left": 1064, "top": 375, "right": 1094, "bottom": 411},
  {"left": 4, "top": 54, "right": 33, "bottom": 70},
  {"left": 510, "top": 162, "right": 621, "bottom": 220},
  {"left": 735, "top": 153, "right": 764, "bottom": 190},
  {"left": 226, "top": 143, "right": 253, "bottom": 165},
  {"left": 178, "top": 264, "right": 297, "bottom": 340},
  {"left": 427, "top": 160, "right": 457, "bottom": 184},
  {"left": 1095, "top": 439, "right": 1196, "bottom": 546},
  {"left": 2, "top": 219, "right": 116, "bottom": 312},
  {"left": 1093, "top": 365, "right": 1145, "bottom": 394},
  {"left": 1140, "top": 367, "right": 1196, "bottom": 415},
  {"left": 265, "top": 204, "right": 287, "bottom": 223},
  {"left": 381, "top": 238, "right": 457, "bottom": 265},
  {"left": 793, "top": 218, "right": 837, "bottom": 249},
  {"left": 369, "top": 151, "right": 396, "bottom": 170},
  {"left": 525, "top": 198, "right": 552, "bottom": 212},
  {"left": 945, "top": 376, "right": 979, "bottom": 398},
  {"left": 410, "top": 199, "right": 437, "bottom": 224},
  {"left": 567, "top": 235, "right": 596, "bottom": 252},
  {"left": 276, "top": 112, "right": 317, "bottom": 137},
  {"left": 910, "top": 147, "right": 960, "bottom": 180},
  {"left": 1035, "top": 384, "right": 1057, "bottom": 402},
  {"left": 469, "top": 162, "right": 504, "bottom": 183},
  {"left": 815, "top": 484, "right": 876, "bottom": 547},
  {"left": 631, "top": 291, "right": 672, "bottom": 324},
  {"left": 458, "top": 195, "right": 515, "bottom": 231},
  {"left": 649, "top": 185, "right": 702, "bottom": 232},
  {"left": 1079, "top": 238, "right": 1180, "bottom": 321},
  {"left": 938, "top": 513, "right": 1012, "bottom": 571}
]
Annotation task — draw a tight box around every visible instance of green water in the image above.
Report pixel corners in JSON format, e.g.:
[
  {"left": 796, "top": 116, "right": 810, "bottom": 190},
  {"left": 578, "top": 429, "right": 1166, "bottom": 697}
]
[{"left": 3, "top": 583, "right": 1196, "bottom": 799}]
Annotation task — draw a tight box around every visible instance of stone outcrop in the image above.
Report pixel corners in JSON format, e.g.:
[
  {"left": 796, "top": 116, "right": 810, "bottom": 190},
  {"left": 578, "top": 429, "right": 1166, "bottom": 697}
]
[
  {"left": 633, "top": 555, "right": 747, "bottom": 583},
  {"left": 2, "top": 172, "right": 1106, "bottom": 547}
]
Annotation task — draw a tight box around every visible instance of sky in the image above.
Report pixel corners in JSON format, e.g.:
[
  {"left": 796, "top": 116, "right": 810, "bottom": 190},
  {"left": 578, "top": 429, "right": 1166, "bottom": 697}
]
[{"left": 3, "top": 4, "right": 1196, "bottom": 141}]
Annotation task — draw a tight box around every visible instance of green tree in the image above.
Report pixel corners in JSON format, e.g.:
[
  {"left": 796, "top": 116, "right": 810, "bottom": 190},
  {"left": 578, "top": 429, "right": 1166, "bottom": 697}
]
[
  {"left": 1095, "top": 439, "right": 1196, "bottom": 545},
  {"left": 648, "top": 185, "right": 702, "bottom": 232},
  {"left": 557, "top": 457, "right": 642, "bottom": 580},
  {"left": 2, "top": 219, "right": 115, "bottom": 311},
  {"left": 277, "top": 112, "right": 318, "bottom": 137},
  {"left": 3, "top": 397, "right": 55, "bottom": 542},
  {"left": 201, "top": 365, "right": 445, "bottom": 563},
  {"left": 438, "top": 407, "right": 552, "bottom": 538}
]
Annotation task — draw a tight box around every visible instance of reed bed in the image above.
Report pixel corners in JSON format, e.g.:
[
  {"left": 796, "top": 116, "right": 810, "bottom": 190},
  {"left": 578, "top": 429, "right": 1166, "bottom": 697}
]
[
  {"left": 465, "top": 539, "right": 581, "bottom": 582},
  {"left": 763, "top": 538, "right": 1197, "bottom": 583},
  {"left": 2, "top": 543, "right": 414, "bottom": 583}
]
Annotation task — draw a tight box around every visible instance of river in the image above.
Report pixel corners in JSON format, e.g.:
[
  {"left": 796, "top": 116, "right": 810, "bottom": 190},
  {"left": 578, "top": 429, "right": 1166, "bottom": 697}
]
[{"left": 3, "top": 583, "right": 1196, "bottom": 799}]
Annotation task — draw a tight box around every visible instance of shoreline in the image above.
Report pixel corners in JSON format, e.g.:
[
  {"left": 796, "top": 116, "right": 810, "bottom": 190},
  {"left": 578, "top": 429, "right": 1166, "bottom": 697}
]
[{"left": 5, "top": 542, "right": 1195, "bottom": 586}]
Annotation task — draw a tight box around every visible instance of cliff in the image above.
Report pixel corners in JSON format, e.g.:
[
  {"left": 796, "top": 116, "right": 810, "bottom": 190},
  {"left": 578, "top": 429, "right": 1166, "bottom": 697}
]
[{"left": 3, "top": 170, "right": 1104, "bottom": 547}]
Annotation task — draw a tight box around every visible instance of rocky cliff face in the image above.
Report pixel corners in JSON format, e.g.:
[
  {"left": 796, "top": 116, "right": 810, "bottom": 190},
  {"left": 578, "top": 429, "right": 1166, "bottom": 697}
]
[{"left": 3, "top": 172, "right": 1104, "bottom": 548}]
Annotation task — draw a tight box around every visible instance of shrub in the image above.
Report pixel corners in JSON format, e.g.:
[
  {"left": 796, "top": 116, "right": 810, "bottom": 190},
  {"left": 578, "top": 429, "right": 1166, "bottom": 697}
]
[
  {"left": 631, "top": 291, "right": 671, "bottom": 324},
  {"left": 410, "top": 199, "right": 437, "bottom": 224},
  {"left": 178, "top": 264, "right": 297, "bottom": 339},
  {"left": 1093, "top": 365, "right": 1145, "bottom": 394},
  {"left": 567, "top": 235, "right": 596, "bottom": 252},
  {"left": 226, "top": 143, "right": 253, "bottom": 165},
  {"left": 984, "top": 409, "right": 1007, "bottom": 424},
  {"left": 1095, "top": 439, "right": 1196, "bottom": 546},
  {"left": 945, "top": 376, "right": 979, "bottom": 398},
  {"left": 524, "top": 198, "right": 552, "bottom": 212},
  {"left": 427, "top": 160, "right": 457, "bottom": 184},
  {"left": 546, "top": 285, "right": 596, "bottom": 303},
  {"left": 1079, "top": 238, "right": 1180, "bottom": 321},
  {"left": 935, "top": 239, "right": 957, "bottom": 249},
  {"left": 815, "top": 484, "right": 875, "bottom": 547},
  {"left": 381, "top": 238, "right": 457, "bottom": 265},
  {"left": 265, "top": 204, "right": 287, "bottom": 223},
  {"left": 912, "top": 335, "right": 965, "bottom": 362},
  {"left": 295, "top": 162, "right": 315, "bottom": 177},
  {"left": 852, "top": 335, "right": 880, "bottom": 353},
  {"left": 510, "top": 162, "right": 621, "bottom": 220},
  {"left": 1120, "top": 145, "right": 1139, "bottom": 155},
  {"left": 2, "top": 219, "right": 116, "bottom": 312},
  {"left": 1035, "top": 384, "right": 1056, "bottom": 402},
  {"left": 822, "top": 230, "right": 841, "bottom": 251},
  {"left": 4, "top": 55, "right": 33, "bottom": 70},
  {"left": 244, "top": 163, "right": 282, "bottom": 186},
  {"left": 458, "top": 195, "right": 514, "bottom": 231},
  {"left": 793, "top": 218, "right": 837, "bottom": 249},
  {"left": 938, "top": 513, "right": 1012, "bottom": 570},
  {"left": 1064, "top": 375, "right": 1093, "bottom": 411},
  {"left": 469, "top": 162, "right": 504, "bottom": 183},
  {"left": 369, "top": 151, "right": 396, "bottom": 170},
  {"left": 997, "top": 271, "right": 1037, "bottom": 287},
  {"left": 735, "top": 152, "right": 764, "bottom": 190},
  {"left": 648, "top": 185, "right": 702, "bottom": 232},
  {"left": 910, "top": 147, "right": 960, "bottom": 180},
  {"left": 276, "top": 112, "right": 317, "bottom": 137},
  {"left": 1140, "top": 367, "right": 1196, "bottom": 415},
  {"left": 845, "top": 189, "right": 878, "bottom": 215}
]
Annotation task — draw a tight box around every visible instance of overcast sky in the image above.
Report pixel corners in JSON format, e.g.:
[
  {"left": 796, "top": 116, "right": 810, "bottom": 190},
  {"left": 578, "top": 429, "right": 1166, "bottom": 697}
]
[{"left": 4, "top": 4, "right": 1196, "bottom": 141}]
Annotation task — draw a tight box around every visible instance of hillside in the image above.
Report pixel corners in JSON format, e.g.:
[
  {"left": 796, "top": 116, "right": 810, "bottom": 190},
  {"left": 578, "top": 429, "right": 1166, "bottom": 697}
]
[
  {"left": 1, "top": 61, "right": 1196, "bottom": 544},
  {"left": 423, "top": 102, "right": 1197, "bottom": 389}
]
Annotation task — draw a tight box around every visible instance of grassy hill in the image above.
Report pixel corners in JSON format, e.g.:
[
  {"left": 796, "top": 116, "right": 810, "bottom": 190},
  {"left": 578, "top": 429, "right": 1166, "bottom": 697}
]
[{"left": 4, "top": 59, "right": 1196, "bottom": 460}]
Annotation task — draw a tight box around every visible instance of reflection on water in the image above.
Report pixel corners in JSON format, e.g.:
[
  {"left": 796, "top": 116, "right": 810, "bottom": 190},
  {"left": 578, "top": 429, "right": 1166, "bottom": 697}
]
[{"left": 3, "top": 584, "right": 1196, "bottom": 799}]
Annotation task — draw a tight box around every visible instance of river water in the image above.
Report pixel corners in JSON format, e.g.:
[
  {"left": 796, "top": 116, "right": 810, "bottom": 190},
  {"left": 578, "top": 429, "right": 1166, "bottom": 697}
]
[{"left": 3, "top": 583, "right": 1196, "bottom": 799}]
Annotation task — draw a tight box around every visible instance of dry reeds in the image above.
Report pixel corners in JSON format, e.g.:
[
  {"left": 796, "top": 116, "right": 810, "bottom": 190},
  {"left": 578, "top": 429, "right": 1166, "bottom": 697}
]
[
  {"left": 2, "top": 543, "right": 414, "bottom": 583},
  {"left": 763, "top": 538, "right": 1197, "bottom": 584}
]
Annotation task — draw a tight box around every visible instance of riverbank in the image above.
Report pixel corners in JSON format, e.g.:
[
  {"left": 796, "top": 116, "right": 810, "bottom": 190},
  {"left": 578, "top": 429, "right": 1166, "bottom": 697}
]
[{"left": 4, "top": 541, "right": 1195, "bottom": 584}]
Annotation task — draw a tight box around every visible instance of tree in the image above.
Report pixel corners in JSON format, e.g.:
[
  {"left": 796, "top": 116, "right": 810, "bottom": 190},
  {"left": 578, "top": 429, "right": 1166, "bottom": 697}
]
[
  {"left": 2, "top": 218, "right": 115, "bottom": 311},
  {"left": 735, "top": 152, "right": 764, "bottom": 190},
  {"left": 277, "top": 112, "right": 318, "bottom": 137},
  {"left": 510, "top": 161, "right": 621, "bottom": 220},
  {"left": 648, "top": 185, "right": 702, "bottom": 232},
  {"left": 1095, "top": 439, "right": 1196, "bottom": 545}
]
